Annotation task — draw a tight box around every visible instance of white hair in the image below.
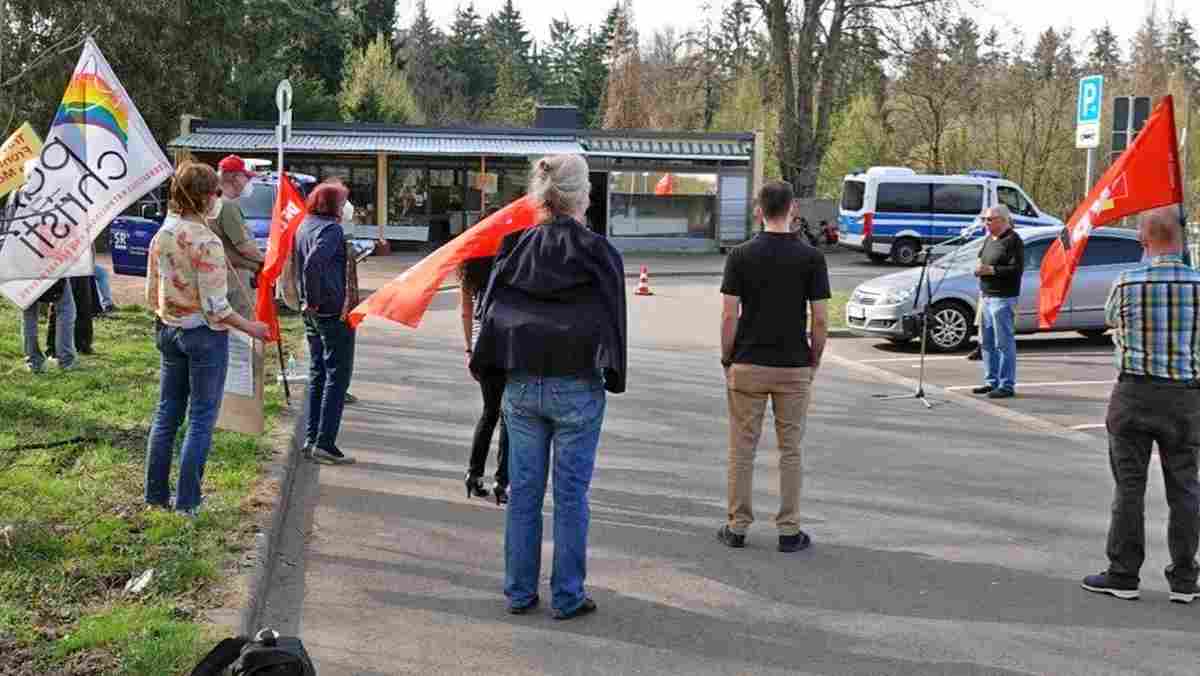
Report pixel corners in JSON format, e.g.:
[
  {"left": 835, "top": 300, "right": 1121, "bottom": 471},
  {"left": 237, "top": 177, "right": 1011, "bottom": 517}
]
[
  {"left": 529, "top": 155, "right": 590, "bottom": 219},
  {"left": 984, "top": 204, "right": 1012, "bottom": 224}
]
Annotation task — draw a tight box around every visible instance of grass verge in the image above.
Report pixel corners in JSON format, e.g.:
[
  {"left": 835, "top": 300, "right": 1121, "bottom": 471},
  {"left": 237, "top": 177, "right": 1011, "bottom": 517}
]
[{"left": 0, "top": 302, "right": 303, "bottom": 676}]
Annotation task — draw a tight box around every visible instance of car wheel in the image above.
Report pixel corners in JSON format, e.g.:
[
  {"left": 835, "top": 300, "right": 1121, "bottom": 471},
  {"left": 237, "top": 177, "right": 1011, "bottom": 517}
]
[
  {"left": 867, "top": 253, "right": 889, "bottom": 263},
  {"left": 925, "top": 301, "right": 973, "bottom": 352},
  {"left": 891, "top": 238, "right": 921, "bottom": 266},
  {"left": 1078, "top": 329, "right": 1109, "bottom": 342}
]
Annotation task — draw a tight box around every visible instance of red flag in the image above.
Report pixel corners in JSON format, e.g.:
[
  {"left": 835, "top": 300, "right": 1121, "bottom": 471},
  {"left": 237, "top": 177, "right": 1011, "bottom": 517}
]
[
  {"left": 347, "top": 195, "right": 540, "bottom": 329},
  {"left": 256, "top": 175, "right": 308, "bottom": 341},
  {"left": 1038, "top": 95, "right": 1183, "bottom": 328},
  {"left": 654, "top": 173, "right": 674, "bottom": 196}
]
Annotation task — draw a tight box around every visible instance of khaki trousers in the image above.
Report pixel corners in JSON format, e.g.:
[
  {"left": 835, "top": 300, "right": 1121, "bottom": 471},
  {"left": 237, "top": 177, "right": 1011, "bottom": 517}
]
[{"left": 725, "top": 364, "right": 814, "bottom": 536}]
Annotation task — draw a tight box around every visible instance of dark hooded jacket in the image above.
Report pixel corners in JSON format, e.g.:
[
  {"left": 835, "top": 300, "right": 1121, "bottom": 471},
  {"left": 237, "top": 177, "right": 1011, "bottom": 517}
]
[{"left": 469, "top": 215, "right": 627, "bottom": 394}]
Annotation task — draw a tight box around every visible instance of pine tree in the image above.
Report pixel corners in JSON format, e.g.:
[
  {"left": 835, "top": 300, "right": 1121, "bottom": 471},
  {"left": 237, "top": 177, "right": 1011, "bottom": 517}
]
[
  {"left": 545, "top": 17, "right": 581, "bottom": 105},
  {"left": 397, "top": 0, "right": 467, "bottom": 124},
  {"left": 717, "top": 0, "right": 754, "bottom": 77},
  {"left": 445, "top": 3, "right": 495, "bottom": 120},
  {"left": 576, "top": 27, "right": 611, "bottom": 127},
  {"left": 349, "top": 0, "right": 397, "bottom": 50},
  {"left": 488, "top": 56, "right": 537, "bottom": 126},
  {"left": 1088, "top": 23, "right": 1122, "bottom": 74},
  {"left": 485, "top": 0, "right": 533, "bottom": 92},
  {"left": 1130, "top": 9, "right": 1168, "bottom": 93},
  {"left": 1167, "top": 17, "right": 1200, "bottom": 83}
]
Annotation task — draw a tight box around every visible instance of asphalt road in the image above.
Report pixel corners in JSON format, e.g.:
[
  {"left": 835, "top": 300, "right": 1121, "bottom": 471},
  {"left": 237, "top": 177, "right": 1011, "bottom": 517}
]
[{"left": 259, "top": 277, "right": 1195, "bottom": 676}]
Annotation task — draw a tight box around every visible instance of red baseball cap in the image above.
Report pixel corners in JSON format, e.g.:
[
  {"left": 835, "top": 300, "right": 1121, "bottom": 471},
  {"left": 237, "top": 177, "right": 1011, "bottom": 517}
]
[{"left": 217, "top": 155, "right": 257, "bottom": 177}]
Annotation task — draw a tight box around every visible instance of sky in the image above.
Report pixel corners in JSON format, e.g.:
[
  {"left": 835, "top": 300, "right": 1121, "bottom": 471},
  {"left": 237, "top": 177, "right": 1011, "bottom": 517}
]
[{"left": 400, "top": 0, "right": 1188, "bottom": 56}]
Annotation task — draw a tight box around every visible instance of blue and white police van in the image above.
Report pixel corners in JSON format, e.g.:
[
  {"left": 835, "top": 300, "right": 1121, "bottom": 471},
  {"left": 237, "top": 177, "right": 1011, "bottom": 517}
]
[{"left": 837, "top": 167, "right": 1063, "bottom": 265}]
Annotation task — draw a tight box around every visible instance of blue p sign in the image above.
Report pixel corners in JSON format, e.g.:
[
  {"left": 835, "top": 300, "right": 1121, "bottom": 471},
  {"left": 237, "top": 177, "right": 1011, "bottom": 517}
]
[{"left": 1077, "top": 75, "right": 1103, "bottom": 125}]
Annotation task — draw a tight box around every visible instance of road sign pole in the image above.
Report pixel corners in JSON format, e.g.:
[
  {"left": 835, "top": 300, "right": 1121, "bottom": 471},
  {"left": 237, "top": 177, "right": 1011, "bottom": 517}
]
[
  {"left": 1085, "top": 147, "right": 1094, "bottom": 196},
  {"left": 274, "top": 79, "right": 293, "bottom": 405}
]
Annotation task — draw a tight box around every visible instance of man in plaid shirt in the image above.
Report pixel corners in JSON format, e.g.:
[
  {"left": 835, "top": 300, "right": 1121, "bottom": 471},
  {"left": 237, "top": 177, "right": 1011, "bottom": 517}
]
[{"left": 1083, "top": 205, "right": 1200, "bottom": 604}]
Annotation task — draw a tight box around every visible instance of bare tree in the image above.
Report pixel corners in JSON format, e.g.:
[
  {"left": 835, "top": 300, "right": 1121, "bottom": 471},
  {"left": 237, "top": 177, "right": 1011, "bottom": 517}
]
[{"left": 756, "top": 0, "right": 939, "bottom": 197}]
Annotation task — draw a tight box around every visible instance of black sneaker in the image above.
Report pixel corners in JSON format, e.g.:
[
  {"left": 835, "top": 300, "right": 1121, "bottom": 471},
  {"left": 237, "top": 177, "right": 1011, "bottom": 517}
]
[
  {"left": 716, "top": 525, "right": 746, "bottom": 548},
  {"left": 1082, "top": 572, "right": 1140, "bottom": 600},
  {"left": 554, "top": 598, "right": 597, "bottom": 620},
  {"left": 966, "top": 347, "right": 982, "bottom": 361},
  {"left": 507, "top": 595, "right": 539, "bottom": 615},
  {"left": 987, "top": 388, "right": 1015, "bottom": 399},
  {"left": 779, "top": 531, "right": 812, "bottom": 553},
  {"left": 971, "top": 385, "right": 994, "bottom": 395},
  {"left": 1169, "top": 580, "right": 1199, "bottom": 604},
  {"left": 344, "top": 392, "right": 359, "bottom": 405},
  {"left": 311, "top": 445, "right": 356, "bottom": 465}
]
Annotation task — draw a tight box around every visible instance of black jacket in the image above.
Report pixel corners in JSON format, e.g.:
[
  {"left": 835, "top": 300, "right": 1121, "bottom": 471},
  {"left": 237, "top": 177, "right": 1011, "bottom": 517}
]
[{"left": 470, "top": 216, "right": 628, "bottom": 394}]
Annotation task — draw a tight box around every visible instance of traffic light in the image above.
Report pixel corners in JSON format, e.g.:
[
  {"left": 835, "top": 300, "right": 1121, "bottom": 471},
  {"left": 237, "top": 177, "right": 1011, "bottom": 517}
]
[{"left": 1110, "top": 96, "right": 1152, "bottom": 165}]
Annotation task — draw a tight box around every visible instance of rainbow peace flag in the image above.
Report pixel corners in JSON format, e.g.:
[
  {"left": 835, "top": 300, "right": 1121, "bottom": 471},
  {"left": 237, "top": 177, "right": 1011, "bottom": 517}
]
[{"left": 52, "top": 73, "right": 130, "bottom": 148}]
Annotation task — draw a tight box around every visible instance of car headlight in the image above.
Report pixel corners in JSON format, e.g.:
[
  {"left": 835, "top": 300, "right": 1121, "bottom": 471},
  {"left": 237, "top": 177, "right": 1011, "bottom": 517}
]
[{"left": 881, "top": 287, "right": 914, "bottom": 305}]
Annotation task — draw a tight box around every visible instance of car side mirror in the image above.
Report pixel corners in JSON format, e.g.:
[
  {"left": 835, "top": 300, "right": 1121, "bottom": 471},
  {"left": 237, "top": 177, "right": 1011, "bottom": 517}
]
[{"left": 141, "top": 204, "right": 160, "bottom": 220}]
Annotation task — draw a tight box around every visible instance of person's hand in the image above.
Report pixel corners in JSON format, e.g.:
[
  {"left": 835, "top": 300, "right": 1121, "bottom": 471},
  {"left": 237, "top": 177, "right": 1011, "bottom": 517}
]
[
  {"left": 246, "top": 321, "right": 271, "bottom": 340},
  {"left": 975, "top": 263, "right": 992, "bottom": 277}
]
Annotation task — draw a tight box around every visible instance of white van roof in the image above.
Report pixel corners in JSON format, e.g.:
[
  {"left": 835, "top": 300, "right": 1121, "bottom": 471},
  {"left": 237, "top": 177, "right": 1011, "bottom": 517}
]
[{"left": 846, "top": 167, "right": 1008, "bottom": 183}]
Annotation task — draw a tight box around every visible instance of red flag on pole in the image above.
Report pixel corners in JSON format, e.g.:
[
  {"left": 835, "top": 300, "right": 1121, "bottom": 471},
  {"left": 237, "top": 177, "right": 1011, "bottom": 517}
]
[
  {"left": 347, "top": 195, "right": 540, "bottom": 329},
  {"left": 1038, "top": 95, "right": 1183, "bottom": 328},
  {"left": 654, "top": 173, "right": 674, "bottom": 196},
  {"left": 256, "top": 175, "right": 309, "bottom": 341}
]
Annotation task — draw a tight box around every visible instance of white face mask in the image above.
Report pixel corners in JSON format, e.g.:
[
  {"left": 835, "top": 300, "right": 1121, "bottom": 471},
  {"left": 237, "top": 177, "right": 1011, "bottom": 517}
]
[
  {"left": 207, "top": 196, "right": 222, "bottom": 220},
  {"left": 240, "top": 180, "right": 255, "bottom": 199}
]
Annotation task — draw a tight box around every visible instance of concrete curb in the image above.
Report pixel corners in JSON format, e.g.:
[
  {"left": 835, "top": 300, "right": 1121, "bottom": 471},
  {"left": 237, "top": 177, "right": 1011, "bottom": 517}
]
[
  {"left": 825, "top": 349, "right": 1099, "bottom": 445},
  {"left": 238, "top": 402, "right": 307, "bottom": 637}
]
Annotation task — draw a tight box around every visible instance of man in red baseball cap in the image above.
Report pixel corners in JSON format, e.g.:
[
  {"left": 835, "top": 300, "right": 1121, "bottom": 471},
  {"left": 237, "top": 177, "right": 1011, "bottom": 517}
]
[{"left": 210, "top": 155, "right": 264, "bottom": 318}]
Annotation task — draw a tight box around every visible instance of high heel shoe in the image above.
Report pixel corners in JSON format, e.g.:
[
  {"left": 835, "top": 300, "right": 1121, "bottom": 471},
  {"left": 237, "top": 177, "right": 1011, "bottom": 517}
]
[
  {"left": 465, "top": 473, "right": 488, "bottom": 499},
  {"left": 494, "top": 484, "right": 508, "bottom": 505}
]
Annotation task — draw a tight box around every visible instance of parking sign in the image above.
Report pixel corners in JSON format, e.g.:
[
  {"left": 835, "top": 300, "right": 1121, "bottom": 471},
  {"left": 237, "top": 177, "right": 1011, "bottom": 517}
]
[{"left": 1076, "top": 75, "right": 1103, "bottom": 149}]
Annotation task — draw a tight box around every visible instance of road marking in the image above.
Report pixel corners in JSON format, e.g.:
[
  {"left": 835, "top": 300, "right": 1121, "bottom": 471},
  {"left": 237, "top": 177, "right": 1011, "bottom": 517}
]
[
  {"left": 861, "top": 353, "right": 1112, "bottom": 364},
  {"left": 944, "top": 380, "right": 1113, "bottom": 391},
  {"left": 1071, "top": 423, "right": 1107, "bottom": 430}
]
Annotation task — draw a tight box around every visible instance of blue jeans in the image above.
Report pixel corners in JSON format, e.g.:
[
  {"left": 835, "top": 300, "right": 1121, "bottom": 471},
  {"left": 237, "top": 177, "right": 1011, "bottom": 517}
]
[
  {"left": 981, "top": 296, "right": 1017, "bottom": 391},
  {"left": 145, "top": 322, "right": 229, "bottom": 511},
  {"left": 22, "top": 279, "right": 76, "bottom": 370},
  {"left": 94, "top": 264, "right": 113, "bottom": 309},
  {"left": 304, "top": 314, "right": 356, "bottom": 449},
  {"left": 503, "top": 373, "right": 606, "bottom": 614}
]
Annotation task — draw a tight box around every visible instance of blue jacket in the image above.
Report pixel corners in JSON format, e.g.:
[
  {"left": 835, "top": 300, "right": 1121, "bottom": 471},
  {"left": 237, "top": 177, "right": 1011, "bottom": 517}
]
[
  {"left": 470, "top": 216, "right": 628, "bottom": 394},
  {"left": 294, "top": 215, "right": 346, "bottom": 316}
]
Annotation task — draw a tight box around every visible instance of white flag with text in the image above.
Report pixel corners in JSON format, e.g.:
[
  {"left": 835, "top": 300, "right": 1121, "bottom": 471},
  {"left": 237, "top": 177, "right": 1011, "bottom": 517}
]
[{"left": 0, "top": 38, "right": 171, "bottom": 308}]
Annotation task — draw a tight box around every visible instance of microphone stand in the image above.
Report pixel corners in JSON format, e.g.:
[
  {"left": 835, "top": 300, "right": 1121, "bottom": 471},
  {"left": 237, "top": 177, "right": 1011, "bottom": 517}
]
[{"left": 872, "top": 227, "right": 980, "bottom": 409}]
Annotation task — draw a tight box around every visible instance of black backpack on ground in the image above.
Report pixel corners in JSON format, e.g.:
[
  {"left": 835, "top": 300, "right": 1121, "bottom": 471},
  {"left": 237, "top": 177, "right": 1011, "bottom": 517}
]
[{"left": 189, "top": 629, "right": 316, "bottom": 676}]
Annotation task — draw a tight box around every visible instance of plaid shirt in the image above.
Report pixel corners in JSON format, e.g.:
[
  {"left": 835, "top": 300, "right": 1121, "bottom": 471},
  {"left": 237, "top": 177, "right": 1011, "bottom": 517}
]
[{"left": 1105, "top": 254, "right": 1200, "bottom": 381}]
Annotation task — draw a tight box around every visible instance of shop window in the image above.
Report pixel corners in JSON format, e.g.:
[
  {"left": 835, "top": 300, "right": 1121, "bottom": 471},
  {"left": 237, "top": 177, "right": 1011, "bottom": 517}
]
[
  {"left": 608, "top": 171, "right": 717, "bottom": 238},
  {"left": 388, "top": 166, "right": 428, "bottom": 223}
]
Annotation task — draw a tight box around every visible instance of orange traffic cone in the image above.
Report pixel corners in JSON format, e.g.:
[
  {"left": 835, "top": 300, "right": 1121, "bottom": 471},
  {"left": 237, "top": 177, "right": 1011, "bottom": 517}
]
[{"left": 635, "top": 266, "right": 653, "bottom": 296}]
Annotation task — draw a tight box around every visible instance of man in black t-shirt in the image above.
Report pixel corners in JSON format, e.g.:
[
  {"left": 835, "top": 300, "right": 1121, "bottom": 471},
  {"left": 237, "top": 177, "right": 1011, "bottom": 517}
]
[
  {"left": 718, "top": 181, "right": 831, "bottom": 553},
  {"left": 970, "top": 205, "right": 1025, "bottom": 399}
]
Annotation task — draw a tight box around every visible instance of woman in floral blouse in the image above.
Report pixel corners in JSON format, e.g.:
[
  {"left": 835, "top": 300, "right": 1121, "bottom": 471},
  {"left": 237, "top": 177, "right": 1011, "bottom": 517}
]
[{"left": 144, "top": 162, "right": 269, "bottom": 516}]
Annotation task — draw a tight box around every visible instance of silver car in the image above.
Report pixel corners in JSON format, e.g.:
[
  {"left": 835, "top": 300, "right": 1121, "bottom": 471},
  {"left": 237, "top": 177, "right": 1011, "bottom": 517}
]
[{"left": 845, "top": 227, "right": 1145, "bottom": 352}]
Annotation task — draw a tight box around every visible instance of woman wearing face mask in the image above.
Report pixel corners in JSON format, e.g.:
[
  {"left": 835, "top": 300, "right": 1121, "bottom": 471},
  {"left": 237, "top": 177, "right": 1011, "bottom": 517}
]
[
  {"left": 145, "top": 162, "right": 271, "bottom": 515},
  {"left": 209, "top": 155, "right": 266, "bottom": 319}
]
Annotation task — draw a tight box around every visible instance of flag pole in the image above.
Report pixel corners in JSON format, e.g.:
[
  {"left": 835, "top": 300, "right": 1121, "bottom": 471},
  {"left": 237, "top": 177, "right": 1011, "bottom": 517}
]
[{"left": 276, "top": 126, "right": 291, "bottom": 406}]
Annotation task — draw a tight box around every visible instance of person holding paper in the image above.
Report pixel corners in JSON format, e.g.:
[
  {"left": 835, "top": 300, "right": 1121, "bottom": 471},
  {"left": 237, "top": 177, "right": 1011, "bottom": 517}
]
[{"left": 144, "top": 162, "right": 270, "bottom": 516}]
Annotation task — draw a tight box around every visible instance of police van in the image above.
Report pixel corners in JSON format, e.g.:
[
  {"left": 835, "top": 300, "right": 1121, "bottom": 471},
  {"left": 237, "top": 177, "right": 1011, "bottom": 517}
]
[{"left": 837, "top": 167, "right": 1063, "bottom": 265}]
